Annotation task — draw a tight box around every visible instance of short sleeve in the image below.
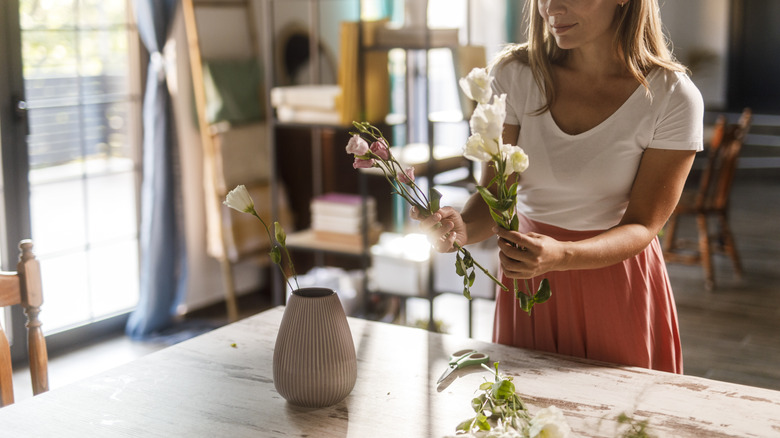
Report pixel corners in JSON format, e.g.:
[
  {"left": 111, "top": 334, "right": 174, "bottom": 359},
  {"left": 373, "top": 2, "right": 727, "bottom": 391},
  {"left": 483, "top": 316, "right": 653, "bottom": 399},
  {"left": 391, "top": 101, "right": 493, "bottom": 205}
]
[
  {"left": 649, "top": 72, "right": 704, "bottom": 152},
  {"left": 490, "top": 58, "right": 528, "bottom": 126}
]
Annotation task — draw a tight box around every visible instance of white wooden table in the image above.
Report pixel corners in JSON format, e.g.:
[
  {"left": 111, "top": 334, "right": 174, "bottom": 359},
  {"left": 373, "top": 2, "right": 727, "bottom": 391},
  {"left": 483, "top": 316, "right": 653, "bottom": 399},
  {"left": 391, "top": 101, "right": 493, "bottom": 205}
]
[{"left": 1, "top": 307, "right": 779, "bottom": 437}]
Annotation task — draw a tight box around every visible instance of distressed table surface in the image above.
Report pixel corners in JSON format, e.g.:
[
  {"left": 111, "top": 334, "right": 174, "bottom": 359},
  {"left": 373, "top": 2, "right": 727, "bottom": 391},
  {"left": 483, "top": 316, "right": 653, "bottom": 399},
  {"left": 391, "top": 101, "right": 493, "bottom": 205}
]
[{"left": 1, "top": 306, "right": 778, "bottom": 437}]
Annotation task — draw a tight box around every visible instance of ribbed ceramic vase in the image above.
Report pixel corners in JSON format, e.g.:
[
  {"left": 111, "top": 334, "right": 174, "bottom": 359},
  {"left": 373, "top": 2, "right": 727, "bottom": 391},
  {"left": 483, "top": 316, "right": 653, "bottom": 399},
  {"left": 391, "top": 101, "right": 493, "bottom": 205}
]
[{"left": 273, "top": 287, "right": 357, "bottom": 407}]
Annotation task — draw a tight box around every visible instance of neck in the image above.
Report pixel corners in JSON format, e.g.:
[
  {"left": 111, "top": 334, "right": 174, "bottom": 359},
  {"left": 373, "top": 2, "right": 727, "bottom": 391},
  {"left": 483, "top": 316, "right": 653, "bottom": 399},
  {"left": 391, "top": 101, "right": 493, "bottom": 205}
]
[
  {"left": 560, "top": 22, "right": 628, "bottom": 78},
  {"left": 564, "top": 43, "right": 627, "bottom": 79}
]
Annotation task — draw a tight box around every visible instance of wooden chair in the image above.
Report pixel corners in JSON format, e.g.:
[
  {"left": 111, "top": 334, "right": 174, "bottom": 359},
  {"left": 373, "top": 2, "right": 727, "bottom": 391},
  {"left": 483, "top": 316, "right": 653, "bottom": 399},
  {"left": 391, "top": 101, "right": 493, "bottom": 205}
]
[
  {"left": 662, "top": 108, "right": 752, "bottom": 290},
  {"left": 0, "top": 240, "right": 48, "bottom": 407}
]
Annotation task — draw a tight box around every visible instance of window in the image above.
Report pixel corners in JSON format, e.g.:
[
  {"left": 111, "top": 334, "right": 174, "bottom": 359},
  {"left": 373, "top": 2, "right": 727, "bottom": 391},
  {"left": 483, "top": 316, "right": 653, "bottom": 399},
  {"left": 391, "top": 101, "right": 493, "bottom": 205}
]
[{"left": 19, "top": 0, "right": 141, "bottom": 334}]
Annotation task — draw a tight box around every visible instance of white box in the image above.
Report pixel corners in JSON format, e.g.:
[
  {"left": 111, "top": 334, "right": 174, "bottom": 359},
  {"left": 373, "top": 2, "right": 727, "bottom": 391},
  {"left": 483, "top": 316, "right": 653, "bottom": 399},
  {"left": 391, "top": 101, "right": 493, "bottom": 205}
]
[
  {"left": 370, "top": 233, "right": 430, "bottom": 296},
  {"left": 369, "top": 232, "right": 500, "bottom": 299}
]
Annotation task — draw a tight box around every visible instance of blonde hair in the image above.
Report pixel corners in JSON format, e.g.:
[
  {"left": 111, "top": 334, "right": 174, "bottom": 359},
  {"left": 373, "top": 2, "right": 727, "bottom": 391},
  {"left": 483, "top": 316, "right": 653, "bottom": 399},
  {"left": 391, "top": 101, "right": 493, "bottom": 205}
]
[{"left": 493, "top": 0, "right": 687, "bottom": 113}]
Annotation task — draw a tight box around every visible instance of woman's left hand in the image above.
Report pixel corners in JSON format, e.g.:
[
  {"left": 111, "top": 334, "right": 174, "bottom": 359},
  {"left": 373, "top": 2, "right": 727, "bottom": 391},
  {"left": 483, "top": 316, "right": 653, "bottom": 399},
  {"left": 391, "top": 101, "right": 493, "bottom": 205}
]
[{"left": 493, "top": 226, "right": 564, "bottom": 279}]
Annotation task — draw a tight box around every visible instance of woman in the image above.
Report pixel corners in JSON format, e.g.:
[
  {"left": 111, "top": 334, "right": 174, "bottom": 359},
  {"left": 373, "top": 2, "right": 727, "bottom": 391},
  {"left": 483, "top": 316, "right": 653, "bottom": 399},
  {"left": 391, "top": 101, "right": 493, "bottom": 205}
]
[{"left": 414, "top": 0, "right": 702, "bottom": 373}]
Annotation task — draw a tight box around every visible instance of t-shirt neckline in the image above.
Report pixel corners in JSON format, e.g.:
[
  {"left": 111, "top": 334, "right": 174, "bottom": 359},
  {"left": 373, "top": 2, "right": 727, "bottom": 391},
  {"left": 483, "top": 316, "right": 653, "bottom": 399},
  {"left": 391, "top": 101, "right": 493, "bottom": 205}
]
[{"left": 544, "top": 69, "right": 659, "bottom": 138}]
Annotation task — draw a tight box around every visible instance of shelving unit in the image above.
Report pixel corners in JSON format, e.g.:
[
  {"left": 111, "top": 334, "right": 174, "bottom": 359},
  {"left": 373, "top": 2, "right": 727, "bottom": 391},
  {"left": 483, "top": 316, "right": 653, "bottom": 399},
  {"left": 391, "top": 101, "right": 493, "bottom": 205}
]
[
  {"left": 263, "top": 0, "right": 486, "bottom": 331},
  {"left": 262, "top": 0, "right": 373, "bottom": 307}
]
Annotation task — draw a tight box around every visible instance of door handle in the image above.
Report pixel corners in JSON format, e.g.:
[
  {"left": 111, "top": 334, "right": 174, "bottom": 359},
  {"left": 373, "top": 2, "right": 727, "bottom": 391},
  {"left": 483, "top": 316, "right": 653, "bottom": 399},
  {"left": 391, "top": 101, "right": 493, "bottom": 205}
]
[{"left": 13, "top": 97, "right": 29, "bottom": 134}]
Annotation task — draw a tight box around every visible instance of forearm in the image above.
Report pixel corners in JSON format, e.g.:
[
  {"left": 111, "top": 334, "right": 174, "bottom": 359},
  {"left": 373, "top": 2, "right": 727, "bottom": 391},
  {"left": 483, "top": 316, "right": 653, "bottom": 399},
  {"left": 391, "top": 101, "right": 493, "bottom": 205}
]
[
  {"left": 558, "top": 223, "right": 658, "bottom": 271},
  {"left": 459, "top": 191, "right": 496, "bottom": 245}
]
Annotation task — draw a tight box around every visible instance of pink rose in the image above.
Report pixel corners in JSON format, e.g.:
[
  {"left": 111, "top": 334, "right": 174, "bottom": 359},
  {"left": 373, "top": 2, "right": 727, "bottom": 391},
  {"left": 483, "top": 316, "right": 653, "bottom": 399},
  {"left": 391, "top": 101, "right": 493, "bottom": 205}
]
[
  {"left": 346, "top": 134, "right": 369, "bottom": 156},
  {"left": 353, "top": 157, "right": 375, "bottom": 169},
  {"left": 397, "top": 166, "right": 415, "bottom": 184},
  {"left": 370, "top": 139, "right": 390, "bottom": 160}
]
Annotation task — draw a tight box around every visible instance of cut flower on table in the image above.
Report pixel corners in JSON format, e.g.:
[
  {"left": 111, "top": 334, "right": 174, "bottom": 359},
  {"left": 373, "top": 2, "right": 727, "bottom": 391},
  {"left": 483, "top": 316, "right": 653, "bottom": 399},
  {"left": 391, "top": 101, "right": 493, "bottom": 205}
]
[
  {"left": 448, "top": 362, "right": 571, "bottom": 438},
  {"left": 346, "top": 121, "right": 507, "bottom": 299}
]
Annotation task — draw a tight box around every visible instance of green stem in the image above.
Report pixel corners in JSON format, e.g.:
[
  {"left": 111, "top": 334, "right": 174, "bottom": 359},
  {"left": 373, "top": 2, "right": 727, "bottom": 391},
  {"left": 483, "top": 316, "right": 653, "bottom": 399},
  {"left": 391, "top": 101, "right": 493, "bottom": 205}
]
[
  {"left": 252, "top": 210, "right": 295, "bottom": 292},
  {"left": 284, "top": 247, "right": 299, "bottom": 290}
]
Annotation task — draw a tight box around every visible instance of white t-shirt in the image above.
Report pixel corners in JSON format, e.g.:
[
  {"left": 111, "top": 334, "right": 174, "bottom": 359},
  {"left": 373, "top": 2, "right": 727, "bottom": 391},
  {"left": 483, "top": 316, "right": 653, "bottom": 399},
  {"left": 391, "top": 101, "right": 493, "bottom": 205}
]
[{"left": 491, "top": 59, "right": 704, "bottom": 231}]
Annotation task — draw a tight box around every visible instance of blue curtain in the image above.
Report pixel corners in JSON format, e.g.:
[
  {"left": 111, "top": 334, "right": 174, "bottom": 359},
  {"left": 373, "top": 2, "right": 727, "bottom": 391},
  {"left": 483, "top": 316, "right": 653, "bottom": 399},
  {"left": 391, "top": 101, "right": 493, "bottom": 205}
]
[{"left": 126, "top": 0, "right": 187, "bottom": 339}]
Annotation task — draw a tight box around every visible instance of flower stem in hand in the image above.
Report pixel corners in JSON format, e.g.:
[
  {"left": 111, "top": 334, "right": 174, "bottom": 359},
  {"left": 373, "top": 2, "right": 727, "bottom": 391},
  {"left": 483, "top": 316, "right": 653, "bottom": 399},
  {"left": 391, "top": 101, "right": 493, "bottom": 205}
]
[{"left": 348, "top": 122, "right": 508, "bottom": 300}]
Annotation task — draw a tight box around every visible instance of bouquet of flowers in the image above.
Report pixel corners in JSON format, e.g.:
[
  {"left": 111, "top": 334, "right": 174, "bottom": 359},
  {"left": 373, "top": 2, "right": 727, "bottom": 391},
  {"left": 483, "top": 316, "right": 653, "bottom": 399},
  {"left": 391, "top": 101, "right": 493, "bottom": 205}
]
[
  {"left": 346, "top": 122, "right": 507, "bottom": 299},
  {"left": 459, "top": 67, "right": 551, "bottom": 315}
]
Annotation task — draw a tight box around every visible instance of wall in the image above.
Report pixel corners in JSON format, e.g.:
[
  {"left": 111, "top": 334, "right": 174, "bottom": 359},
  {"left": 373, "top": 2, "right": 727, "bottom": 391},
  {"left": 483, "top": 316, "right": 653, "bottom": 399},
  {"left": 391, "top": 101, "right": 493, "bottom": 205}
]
[
  {"left": 508, "top": 0, "right": 731, "bottom": 110},
  {"left": 167, "top": 5, "right": 265, "bottom": 313},
  {"left": 660, "top": 0, "right": 730, "bottom": 110}
]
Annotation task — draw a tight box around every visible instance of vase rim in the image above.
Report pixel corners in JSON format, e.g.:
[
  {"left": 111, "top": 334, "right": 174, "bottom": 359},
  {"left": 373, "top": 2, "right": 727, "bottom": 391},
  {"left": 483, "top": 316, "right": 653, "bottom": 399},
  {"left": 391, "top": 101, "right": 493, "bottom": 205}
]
[{"left": 292, "top": 287, "right": 335, "bottom": 298}]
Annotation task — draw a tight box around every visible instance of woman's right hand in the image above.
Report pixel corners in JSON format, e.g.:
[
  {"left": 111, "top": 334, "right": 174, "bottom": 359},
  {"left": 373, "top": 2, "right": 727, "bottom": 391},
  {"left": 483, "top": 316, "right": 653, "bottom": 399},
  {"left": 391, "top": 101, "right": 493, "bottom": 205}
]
[{"left": 410, "top": 206, "right": 468, "bottom": 253}]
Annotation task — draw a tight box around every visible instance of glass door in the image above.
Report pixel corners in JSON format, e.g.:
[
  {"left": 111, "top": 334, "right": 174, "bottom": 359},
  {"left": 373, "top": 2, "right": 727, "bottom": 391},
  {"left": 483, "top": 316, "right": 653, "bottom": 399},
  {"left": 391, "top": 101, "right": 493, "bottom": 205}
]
[{"left": 1, "top": 0, "right": 142, "bottom": 347}]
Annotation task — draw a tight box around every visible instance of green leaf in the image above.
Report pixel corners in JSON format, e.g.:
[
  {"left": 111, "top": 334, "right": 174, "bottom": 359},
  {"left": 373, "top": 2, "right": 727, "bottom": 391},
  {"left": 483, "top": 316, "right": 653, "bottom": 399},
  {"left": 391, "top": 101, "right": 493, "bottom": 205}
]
[
  {"left": 476, "top": 186, "right": 502, "bottom": 209},
  {"left": 516, "top": 287, "right": 528, "bottom": 303},
  {"left": 455, "top": 254, "right": 466, "bottom": 276},
  {"left": 430, "top": 187, "right": 443, "bottom": 212},
  {"left": 471, "top": 397, "right": 484, "bottom": 412},
  {"left": 455, "top": 418, "right": 475, "bottom": 433},
  {"left": 491, "top": 379, "right": 516, "bottom": 400},
  {"left": 479, "top": 381, "right": 493, "bottom": 391},
  {"left": 489, "top": 209, "right": 508, "bottom": 229},
  {"left": 495, "top": 198, "right": 515, "bottom": 212},
  {"left": 534, "top": 278, "right": 552, "bottom": 303},
  {"left": 475, "top": 415, "right": 491, "bottom": 431},
  {"left": 462, "top": 285, "right": 472, "bottom": 300},
  {"left": 468, "top": 270, "right": 476, "bottom": 287},
  {"left": 510, "top": 214, "right": 519, "bottom": 232}
]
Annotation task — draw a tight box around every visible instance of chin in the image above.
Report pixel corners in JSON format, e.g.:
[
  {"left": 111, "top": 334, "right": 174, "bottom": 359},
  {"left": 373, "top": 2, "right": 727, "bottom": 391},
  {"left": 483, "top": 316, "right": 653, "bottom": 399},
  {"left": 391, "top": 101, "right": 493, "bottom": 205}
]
[{"left": 552, "top": 38, "right": 575, "bottom": 50}]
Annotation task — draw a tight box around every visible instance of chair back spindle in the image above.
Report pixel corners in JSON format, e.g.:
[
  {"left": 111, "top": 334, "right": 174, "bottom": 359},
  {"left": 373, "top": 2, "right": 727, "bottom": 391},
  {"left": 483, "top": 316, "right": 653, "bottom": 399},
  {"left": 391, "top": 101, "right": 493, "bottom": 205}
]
[{"left": 0, "top": 240, "right": 49, "bottom": 407}]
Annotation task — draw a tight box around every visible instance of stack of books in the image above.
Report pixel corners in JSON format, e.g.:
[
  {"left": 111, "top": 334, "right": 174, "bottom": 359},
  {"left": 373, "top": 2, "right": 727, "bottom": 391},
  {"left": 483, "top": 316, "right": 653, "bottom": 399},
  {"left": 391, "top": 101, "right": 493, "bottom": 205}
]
[
  {"left": 311, "top": 193, "right": 382, "bottom": 247},
  {"left": 270, "top": 85, "right": 342, "bottom": 125}
]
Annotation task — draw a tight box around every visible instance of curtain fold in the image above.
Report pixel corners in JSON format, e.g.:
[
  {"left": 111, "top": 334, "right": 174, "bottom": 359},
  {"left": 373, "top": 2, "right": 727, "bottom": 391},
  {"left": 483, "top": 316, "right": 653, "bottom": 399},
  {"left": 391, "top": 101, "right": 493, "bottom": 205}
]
[{"left": 126, "top": 0, "right": 187, "bottom": 339}]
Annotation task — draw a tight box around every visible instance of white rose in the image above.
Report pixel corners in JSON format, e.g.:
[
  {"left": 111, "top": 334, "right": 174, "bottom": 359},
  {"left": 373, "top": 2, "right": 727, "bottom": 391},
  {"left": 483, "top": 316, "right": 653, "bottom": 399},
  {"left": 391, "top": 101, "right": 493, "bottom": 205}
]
[
  {"left": 469, "top": 94, "right": 506, "bottom": 143},
  {"left": 463, "top": 133, "right": 493, "bottom": 162},
  {"left": 502, "top": 144, "right": 529, "bottom": 175},
  {"left": 529, "top": 406, "right": 571, "bottom": 438},
  {"left": 459, "top": 67, "right": 493, "bottom": 105}
]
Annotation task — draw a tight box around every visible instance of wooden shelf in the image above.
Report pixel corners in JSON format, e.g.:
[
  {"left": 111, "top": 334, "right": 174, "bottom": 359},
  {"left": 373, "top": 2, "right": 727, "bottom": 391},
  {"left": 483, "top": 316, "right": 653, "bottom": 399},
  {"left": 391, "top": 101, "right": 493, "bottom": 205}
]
[
  {"left": 358, "top": 142, "right": 468, "bottom": 178},
  {"left": 285, "top": 229, "right": 370, "bottom": 256}
]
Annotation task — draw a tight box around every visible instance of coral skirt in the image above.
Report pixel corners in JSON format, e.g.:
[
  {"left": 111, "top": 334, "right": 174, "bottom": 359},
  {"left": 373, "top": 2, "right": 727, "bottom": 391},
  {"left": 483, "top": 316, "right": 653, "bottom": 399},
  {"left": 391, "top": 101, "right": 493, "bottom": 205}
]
[{"left": 493, "top": 214, "right": 683, "bottom": 374}]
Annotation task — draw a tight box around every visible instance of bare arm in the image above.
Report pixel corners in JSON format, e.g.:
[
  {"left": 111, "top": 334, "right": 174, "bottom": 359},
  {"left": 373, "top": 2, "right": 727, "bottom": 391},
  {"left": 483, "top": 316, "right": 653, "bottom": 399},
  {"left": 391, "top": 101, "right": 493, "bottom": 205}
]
[{"left": 497, "top": 148, "right": 696, "bottom": 278}]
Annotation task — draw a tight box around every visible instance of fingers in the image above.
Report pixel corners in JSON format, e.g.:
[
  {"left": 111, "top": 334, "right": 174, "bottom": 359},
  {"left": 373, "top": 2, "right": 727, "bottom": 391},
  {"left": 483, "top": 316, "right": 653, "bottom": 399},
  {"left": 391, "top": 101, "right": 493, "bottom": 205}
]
[
  {"left": 433, "top": 231, "right": 458, "bottom": 253},
  {"left": 497, "top": 251, "right": 533, "bottom": 279},
  {"left": 493, "top": 227, "right": 540, "bottom": 278},
  {"left": 493, "top": 226, "right": 530, "bottom": 250}
]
